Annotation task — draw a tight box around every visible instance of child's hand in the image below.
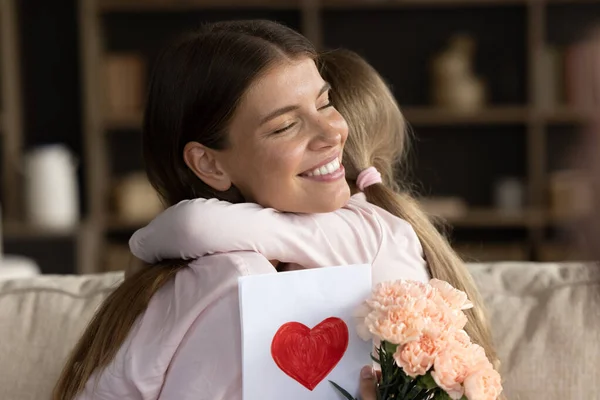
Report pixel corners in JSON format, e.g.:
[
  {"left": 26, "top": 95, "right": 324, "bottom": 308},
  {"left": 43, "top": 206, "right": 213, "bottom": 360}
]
[{"left": 358, "top": 366, "right": 377, "bottom": 400}]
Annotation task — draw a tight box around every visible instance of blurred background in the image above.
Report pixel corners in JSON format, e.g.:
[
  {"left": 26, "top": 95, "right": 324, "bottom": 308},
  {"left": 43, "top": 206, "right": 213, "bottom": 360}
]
[{"left": 0, "top": 0, "right": 598, "bottom": 275}]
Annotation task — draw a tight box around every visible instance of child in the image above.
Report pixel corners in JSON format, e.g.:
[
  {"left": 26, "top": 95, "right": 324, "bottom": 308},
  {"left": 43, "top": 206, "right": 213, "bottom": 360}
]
[{"left": 129, "top": 49, "right": 499, "bottom": 369}]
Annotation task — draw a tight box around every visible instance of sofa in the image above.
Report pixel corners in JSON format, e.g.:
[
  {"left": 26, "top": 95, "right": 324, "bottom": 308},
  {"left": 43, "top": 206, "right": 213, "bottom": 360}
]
[{"left": 0, "top": 262, "right": 599, "bottom": 400}]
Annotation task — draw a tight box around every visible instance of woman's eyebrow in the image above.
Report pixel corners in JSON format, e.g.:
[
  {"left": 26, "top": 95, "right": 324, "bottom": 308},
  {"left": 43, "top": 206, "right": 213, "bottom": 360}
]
[{"left": 259, "top": 82, "right": 331, "bottom": 126}]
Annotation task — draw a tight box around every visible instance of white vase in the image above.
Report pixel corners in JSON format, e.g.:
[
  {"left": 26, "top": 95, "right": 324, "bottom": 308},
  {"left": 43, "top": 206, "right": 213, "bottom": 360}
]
[{"left": 25, "top": 144, "right": 79, "bottom": 230}]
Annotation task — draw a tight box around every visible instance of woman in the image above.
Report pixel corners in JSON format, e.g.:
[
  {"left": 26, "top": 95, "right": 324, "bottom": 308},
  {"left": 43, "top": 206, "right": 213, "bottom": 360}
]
[
  {"left": 54, "top": 22, "right": 496, "bottom": 399},
  {"left": 54, "top": 20, "right": 378, "bottom": 400}
]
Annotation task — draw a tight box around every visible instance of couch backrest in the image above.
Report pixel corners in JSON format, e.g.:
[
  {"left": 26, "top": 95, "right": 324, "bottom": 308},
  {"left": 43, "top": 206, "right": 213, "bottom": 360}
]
[
  {"left": 469, "top": 262, "right": 600, "bottom": 400},
  {"left": 0, "top": 272, "right": 123, "bottom": 400}
]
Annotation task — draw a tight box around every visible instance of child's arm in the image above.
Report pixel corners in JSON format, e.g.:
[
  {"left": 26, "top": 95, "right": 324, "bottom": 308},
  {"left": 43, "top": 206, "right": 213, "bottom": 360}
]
[{"left": 129, "top": 197, "right": 381, "bottom": 267}]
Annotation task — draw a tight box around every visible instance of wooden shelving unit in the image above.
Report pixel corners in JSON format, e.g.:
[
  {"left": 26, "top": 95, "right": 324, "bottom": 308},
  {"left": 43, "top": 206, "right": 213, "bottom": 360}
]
[
  {"left": 79, "top": 0, "right": 600, "bottom": 272},
  {"left": 404, "top": 106, "right": 531, "bottom": 126},
  {"left": 0, "top": 0, "right": 23, "bottom": 228}
]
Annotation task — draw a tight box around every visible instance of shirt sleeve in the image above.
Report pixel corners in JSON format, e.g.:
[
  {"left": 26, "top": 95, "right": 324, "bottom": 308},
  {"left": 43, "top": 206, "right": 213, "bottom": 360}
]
[
  {"left": 372, "top": 212, "right": 430, "bottom": 285},
  {"left": 129, "top": 196, "right": 381, "bottom": 269}
]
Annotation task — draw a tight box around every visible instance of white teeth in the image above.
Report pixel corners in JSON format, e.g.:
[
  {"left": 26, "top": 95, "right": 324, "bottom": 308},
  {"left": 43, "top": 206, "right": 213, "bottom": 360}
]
[{"left": 306, "top": 158, "right": 341, "bottom": 177}]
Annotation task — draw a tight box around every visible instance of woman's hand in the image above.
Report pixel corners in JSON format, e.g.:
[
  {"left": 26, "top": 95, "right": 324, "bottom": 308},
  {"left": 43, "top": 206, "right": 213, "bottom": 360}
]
[{"left": 358, "top": 365, "right": 377, "bottom": 400}]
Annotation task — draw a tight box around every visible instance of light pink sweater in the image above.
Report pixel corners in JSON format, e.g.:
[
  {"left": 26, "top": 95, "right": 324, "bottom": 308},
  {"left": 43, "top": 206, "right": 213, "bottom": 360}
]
[{"left": 78, "top": 194, "right": 428, "bottom": 399}]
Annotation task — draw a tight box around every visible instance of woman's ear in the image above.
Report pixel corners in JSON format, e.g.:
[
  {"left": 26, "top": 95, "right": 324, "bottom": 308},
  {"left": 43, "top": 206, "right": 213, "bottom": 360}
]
[{"left": 183, "top": 141, "right": 232, "bottom": 192}]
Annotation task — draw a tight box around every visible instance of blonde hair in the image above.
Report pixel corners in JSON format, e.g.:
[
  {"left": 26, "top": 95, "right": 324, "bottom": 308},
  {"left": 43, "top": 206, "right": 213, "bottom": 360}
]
[{"left": 319, "top": 49, "right": 501, "bottom": 372}]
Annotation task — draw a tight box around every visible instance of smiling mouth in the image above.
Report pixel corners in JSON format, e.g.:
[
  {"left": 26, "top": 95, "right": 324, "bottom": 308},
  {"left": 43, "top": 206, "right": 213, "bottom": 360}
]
[{"left": 300, "top": 158, "right": 342, "bottom": 177}]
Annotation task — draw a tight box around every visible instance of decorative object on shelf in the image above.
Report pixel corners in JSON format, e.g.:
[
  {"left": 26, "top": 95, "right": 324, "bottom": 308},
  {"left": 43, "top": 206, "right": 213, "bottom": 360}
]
[
  {"left": 430, "top": 34, "right": 487, "bottom": 113},
  {"left": 493, "top": 177, "right": 525, "bottom": 214},
  {"left": 549, "top": 169, "right": 592, "bottom": 221},
  {"left": 564, "top": 27, "right": 600, "bottom": 109},
  {"left": 104, "top": 53, "right": 146, "bottom": 117},
  {"left": 112, "top": 171, "right": 163, "bottom": 224},
  {"left": 538, "top": 45, "right": 564, "bottom": 110},
  {"left": 419, "top": 196, "right": 468, "bottom": 220},
  {"left": 24, "top": 144, "right": 80, "bottom": 230}
]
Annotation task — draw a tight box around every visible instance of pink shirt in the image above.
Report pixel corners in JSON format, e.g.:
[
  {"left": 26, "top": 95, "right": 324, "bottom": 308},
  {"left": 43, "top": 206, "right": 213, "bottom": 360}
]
[
  {"left": 130, "top": 193, "right": 429, "bottom": 285},
  {"left": 79, "top": 194, "right": 429, "bottom": 399}
]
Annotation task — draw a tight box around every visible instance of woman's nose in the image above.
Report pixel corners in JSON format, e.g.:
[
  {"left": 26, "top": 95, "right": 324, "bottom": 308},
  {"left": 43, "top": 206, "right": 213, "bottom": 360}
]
[{"left": 308, "top": 114, "right": 345, "bottom": 149}]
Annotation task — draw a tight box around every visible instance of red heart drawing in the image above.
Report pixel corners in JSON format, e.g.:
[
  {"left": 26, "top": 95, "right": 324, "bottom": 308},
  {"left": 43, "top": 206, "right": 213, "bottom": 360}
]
[{"left": 270, "top": 317, "right": 349, "bottom": 391}]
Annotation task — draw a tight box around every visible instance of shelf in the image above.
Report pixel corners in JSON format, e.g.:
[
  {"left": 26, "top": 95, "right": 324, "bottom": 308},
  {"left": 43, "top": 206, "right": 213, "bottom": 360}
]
[
  {"left": 538, "top": 106, "right": 592, "bottom": 124},
  {"left": 547, "top": 0, "right": 600, "bottom": 4},
  {"left": 443, "top": 208, "right": 546, "bottom": 228},
  {"left": 98, "top": 0, "right": 302, "bottom": 12},
  {"left": 403, "top": 106, "right": 530, "bottom": 126},
  {"left": 454, "top": 242, "right": 529, "bottom": 262},
  {"left": 538, "top": 241, "right": 589, "bottom": 262},
  {"left": 105, "top": 111, "right": 143, "bottom": 131},
  {"left": 96, "top": 0, "right": 600, "bottom": 11},
  {"left": 3, "top": 222, "right": 81, "bottom": 239},
  {"left": 107, "top": 216, "right": 150, "bottom": 232},
  {"left": 322, "top": 0, "right": 528, "bottom": 8}
]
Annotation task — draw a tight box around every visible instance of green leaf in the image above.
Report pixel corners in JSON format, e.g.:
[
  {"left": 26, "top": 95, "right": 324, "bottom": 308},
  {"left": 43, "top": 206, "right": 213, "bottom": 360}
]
[
  {"left": 383, "top": 340, "right": 398, "bottom": 355},
  {"left": 417, "top": 373, "right": 438, "bottom": 390},
  {"left": 329, "top": 380, "right": 356, "bottom": 400}
]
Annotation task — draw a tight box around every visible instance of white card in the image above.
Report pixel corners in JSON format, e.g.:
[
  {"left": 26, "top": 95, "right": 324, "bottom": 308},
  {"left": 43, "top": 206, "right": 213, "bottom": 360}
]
[{"left": 239, "top": 264, "right": 372, "bottom": 400}]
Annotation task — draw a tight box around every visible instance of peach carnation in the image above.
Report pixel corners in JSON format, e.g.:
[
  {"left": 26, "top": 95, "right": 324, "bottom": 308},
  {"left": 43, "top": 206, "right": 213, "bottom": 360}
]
[
  {"left": 394, "top": 334, "right": 441, "bottom": 377},
  {"left": 431, "top": 342, "right": 474, "bottom": 399},
  {"left": 451, "top": 330, "right": 473, "bottom": 349},
  {"left": 365, "top": 305, "right": 426, "bottom": 345},
  {"left": 368, "top": 280, "right": 432, "bottom": 310},
  {"left": 421, "top": 301, "right": 468, "bottom": 338},
  {"left": 359, "top": 280, "right": 472, "bottom": 344},
  {"left": 463, "top": 366, "right": 503, "bottom": 400},
  {"left": 429, "top": 279, "right": 473, "bottom": 311}
]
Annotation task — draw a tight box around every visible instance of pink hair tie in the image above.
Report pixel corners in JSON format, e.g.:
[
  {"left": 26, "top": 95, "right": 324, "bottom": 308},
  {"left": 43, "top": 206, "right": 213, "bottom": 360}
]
[{"left": 356, "top": 166, "right": 382, "bottom": 191}]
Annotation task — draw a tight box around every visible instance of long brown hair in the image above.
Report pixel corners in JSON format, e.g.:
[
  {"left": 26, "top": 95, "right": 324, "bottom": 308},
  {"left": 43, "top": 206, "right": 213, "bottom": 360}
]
[
  {"left": 53, "top": 20, "right": 317, "bottom": 399},
  {"left": 319, "top": 49, "right": 501, "bottom": 372}
]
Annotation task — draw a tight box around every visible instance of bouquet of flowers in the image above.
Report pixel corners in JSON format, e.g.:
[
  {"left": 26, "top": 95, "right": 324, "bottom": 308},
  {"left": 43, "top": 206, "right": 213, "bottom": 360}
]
[{"left": 331, "top": 279, "right": 502, "bottom": 400}]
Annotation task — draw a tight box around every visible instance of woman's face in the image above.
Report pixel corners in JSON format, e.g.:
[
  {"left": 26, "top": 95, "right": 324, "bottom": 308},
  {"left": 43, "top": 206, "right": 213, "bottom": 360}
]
[{"left": 215, "top": 57, "right": 350, "bottom": 213}]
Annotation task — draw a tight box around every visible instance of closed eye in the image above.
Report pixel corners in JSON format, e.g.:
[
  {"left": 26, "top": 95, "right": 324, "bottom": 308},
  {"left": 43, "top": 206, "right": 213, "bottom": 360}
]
[
  {"left": 273, "top": 122, "right": 297, "bottom": 134},
  {"left": 318, "top": 101, "right": 333, "bottom": 110}
]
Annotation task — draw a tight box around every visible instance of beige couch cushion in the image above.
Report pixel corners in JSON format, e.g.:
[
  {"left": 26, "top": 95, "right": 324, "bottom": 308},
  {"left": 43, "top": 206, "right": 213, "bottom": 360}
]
[
  {"left": 0, "top": 272, "right": 123, "bottom": 400},
  {"left": 470, "top": 262, "right": 600, "bottom": 400}
]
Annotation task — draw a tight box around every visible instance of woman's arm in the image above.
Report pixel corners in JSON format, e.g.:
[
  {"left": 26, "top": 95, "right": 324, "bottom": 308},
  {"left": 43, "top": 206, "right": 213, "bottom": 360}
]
[{"left": 129, "top": 196, "right": 380, "bottom": 268}]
